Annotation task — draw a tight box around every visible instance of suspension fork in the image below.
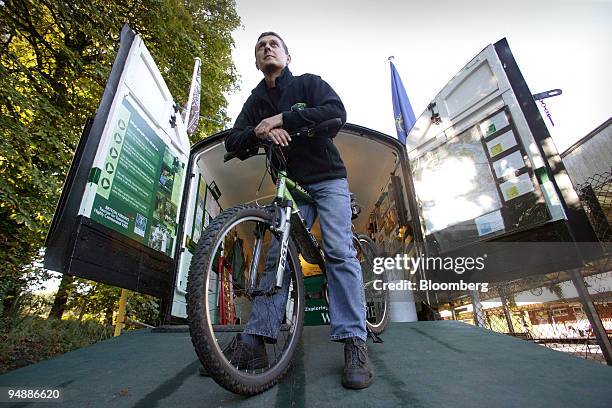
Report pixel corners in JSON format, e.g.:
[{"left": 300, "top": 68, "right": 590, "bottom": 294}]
[
  {"left": 273, "top": 171, "right": 295, "bottom": 290},
  {"left": 245, "top": 202, "right": 292, "bottom": 297},
  {"left": 247, "top": 173, "right": 295, "bottom": 297},
  {"left": 273, "top": 201, "right": 293, "bottom": 289}
]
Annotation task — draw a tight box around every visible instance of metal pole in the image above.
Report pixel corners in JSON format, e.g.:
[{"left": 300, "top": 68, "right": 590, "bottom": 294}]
[
  {"left": 499, "top": 290, "right": 515, "bottom": 334},
  {"left": 569, "top": 268, "right": 612, "bottom": 365},
  {"left": 114, "top": 289, "right": 129, "bottom": 337},
  {"left": 501, "top": 296, "right": 514, "bottom": 334},
  {"left": 470, "top": 290, "right": 485, "bottom": 328}
]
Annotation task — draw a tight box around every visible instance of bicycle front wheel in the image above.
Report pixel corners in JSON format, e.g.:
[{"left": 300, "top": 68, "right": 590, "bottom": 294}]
[
  {"left": 355, "top": 234, "right": 390, "bottom": 334},
  {"left": 187, "top": 205, "right": 304, "bottom": 396}
]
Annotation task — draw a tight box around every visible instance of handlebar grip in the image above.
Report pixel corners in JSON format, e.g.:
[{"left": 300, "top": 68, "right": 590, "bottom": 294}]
[
  {"left": 289, "top": 118, "right": 343, "bottom": 138},
  {"left": 314, "top": 118, "right": 343, "bottom": 135}
]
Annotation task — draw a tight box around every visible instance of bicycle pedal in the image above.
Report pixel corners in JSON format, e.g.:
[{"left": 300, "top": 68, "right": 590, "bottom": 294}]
[{"left": 367, "top": 329, "right": 384, "bottom": 344}]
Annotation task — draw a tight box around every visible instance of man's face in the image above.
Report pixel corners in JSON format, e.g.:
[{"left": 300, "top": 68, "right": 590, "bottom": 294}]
[{"left": 255, "top": 35, "right": 290, "bottom": 73}]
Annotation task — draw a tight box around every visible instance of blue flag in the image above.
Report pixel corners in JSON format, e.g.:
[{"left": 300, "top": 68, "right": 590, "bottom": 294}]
[{"left": 390, "top": 60, "right": 416, "bottom": 144}]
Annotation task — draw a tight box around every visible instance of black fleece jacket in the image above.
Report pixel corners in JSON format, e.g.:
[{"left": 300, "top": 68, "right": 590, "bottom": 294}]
[{"left": 225, "top": 67, "right": 348, "bottom": 185}]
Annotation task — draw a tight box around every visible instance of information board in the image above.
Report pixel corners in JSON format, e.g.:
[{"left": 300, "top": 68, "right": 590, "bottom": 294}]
[{"left": 90, "top": 98, "right": 186, "bottom": 257}]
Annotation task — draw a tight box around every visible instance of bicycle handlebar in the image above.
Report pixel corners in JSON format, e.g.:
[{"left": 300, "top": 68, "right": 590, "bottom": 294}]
[
  {"left": 223, "top": 118, "right": 343, "bottom": 162},
  {"left": 292, "top": 117, "right": 343, "bottom": 138}
]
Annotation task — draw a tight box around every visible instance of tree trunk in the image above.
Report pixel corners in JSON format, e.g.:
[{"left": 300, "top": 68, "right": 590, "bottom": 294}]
[
  {"left": 1, "top": 283, "right": 20, "bottom": 318},
  {"left": 104, "top": 305, "right": 114, "bottom": 326},
  {"left": 77, "top": 284, "right": 97, "bottom": 322},
  {"left": 48, "top": 274, "right": 74, "bottom": 320},
  {"left": 77, "top": 299, "right": 87, "bottom": 322}
]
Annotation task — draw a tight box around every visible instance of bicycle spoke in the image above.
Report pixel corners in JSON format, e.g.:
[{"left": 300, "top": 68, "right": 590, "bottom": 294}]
[
  {"left": 187, "top": 204, "right": 307, "bottom": 396},
  {"left": 189, "top": 208, "right": 303, "bottom": 383},
  {"left": 356, "top": 235, "right": 389, "bottom": 332}
]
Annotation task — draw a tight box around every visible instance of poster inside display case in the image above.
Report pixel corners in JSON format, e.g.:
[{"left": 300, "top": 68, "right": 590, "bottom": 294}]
[
  {"left": 411, "top": 108, "right": 550, "bottom": 253},
  {"left": 190, "top": 174, "right": 222, "bottom": 247},
  {"left": 412, "top": 125, "right": 501, "bottom": 235}
]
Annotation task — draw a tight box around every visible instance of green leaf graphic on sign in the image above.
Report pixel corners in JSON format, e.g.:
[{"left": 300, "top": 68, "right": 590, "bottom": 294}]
[{"left": 98, "top": 104, "right": 130, "bottom": 199}]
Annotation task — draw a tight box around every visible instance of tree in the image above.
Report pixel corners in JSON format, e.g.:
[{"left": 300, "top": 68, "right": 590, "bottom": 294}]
[
  {"left": 48, "top": 274, "right": 74, "bottom": 320},
  {"left": 0, "top": 0, "right": 240, "bottom": 315},
  {"left": 64, "top": 281, "right": 121, "bottom": 324}
]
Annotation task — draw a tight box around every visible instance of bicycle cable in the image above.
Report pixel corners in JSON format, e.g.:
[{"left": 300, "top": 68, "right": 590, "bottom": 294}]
[
  {"left": 255, "top": 143, "right": 292, "bottom": 207},
  {"left": 255, "top": 143, "right": 282, "bottom": 206}
]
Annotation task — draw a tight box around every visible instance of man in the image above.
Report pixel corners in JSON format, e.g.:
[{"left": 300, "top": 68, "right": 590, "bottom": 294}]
[{"left": 224, "top": 32, "right": 372, "bottom": 390}]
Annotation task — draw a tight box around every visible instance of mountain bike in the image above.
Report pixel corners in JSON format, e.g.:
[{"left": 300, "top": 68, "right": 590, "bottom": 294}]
[{"left": 187, "top": 118, "right": 388, "bottom": 395}]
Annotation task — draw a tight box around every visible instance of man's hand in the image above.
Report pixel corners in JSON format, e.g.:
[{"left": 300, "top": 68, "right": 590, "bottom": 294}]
[
  {"left": 265, "top": 128, "right": 292, "bottom": 146},
  {"left": 254, "top": 113, "right": 290, "bottom": 146},
  {"left": 254, "top": 114, "right": 283, "bottom": 139}
]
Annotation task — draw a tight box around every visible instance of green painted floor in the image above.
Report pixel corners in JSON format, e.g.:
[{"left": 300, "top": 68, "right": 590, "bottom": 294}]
[{"left": 1, "top": 321, "right": 611, "bottom": 407}]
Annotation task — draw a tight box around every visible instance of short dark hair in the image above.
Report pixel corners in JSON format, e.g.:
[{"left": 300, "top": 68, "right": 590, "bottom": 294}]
[{"left": 257, "top": 31, "right": 289, "bottom": 54}]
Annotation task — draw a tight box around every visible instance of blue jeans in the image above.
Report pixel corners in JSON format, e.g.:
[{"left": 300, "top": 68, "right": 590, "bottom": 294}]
[{"left": 244, "top": 177, "right": 367, "bottom": 342}]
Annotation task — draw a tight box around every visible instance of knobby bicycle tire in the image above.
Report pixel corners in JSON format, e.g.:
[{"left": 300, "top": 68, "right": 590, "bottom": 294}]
[{"left": 187, "top": 204, "right": 305, "bottom": 396}]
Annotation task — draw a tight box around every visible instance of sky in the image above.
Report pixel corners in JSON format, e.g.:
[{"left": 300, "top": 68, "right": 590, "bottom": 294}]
[{"left": 226, "top": 0, "right": 612, "bottom": 153}]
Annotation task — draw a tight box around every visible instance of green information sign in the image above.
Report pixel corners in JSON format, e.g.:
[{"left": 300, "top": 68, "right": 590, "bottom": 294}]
[
  {"left": 90, "top": 98, "right": 185, "bottom": 257},
  {"left": 304, "top": 275, "right": 330, "bottom": 326}
]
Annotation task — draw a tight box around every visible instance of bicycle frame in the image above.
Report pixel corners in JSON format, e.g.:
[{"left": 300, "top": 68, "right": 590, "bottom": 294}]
[
  {"left": 246, "top": 170, "right": 321, "bottom": 297},
  {"left": 275, "top": 170, "right": 314, "bottom": 210},
  {"left": 272, "top": 170, "right": 317, "bottom": 289}
]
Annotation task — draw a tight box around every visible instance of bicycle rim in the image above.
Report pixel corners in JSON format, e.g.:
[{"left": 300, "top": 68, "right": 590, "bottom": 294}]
[
  {"left": 356, "top": 236, "right": 389, "bottom": 333},
  {"left": 187, "top": 206, "right": 304, "bottom": 395}
]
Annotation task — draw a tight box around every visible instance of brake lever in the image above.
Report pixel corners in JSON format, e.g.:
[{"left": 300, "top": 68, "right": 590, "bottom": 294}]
[
  {"left": 291, "top": 127, "right": 313, "bottom": 138},
  {"left": 291, "top": 118, "right": 343, "bottom": 139}
]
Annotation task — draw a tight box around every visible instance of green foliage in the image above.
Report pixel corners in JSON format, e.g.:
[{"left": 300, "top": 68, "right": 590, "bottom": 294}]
[
  {"left": 60, "top": 279, "right": 160, "bottom": 326},
  {"left": 64, "top": 281, "right": 121, "bottom": 323},
  {"left": 126, "top": 292, "right": 160, "bottom": 326},
  {"left": 0, "top": 0, "right": 240, "bottom": 304},
  {"left": 0, "top": 283, "right": 155, "bottom": 374},
  {"left": 0, "top": 316, "right": 113, "bottom": 374}
]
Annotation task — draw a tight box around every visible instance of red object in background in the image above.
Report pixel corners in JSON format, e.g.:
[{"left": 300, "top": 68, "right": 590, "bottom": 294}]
[{"left": 218, "top": 255, "right": 235, "bottom": 325}]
